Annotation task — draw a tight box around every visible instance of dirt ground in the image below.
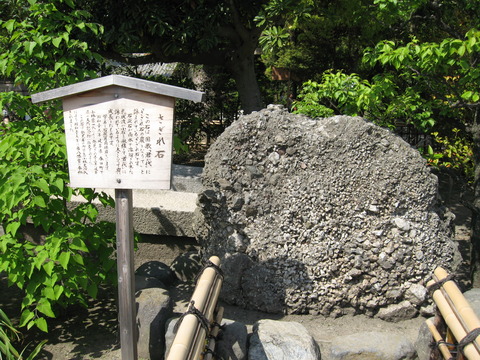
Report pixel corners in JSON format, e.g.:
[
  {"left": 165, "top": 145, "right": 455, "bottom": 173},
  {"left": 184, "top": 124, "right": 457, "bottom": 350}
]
[
  {"left": 0, "top": 266, "right": 426, "bottom": 360},
  {"left": 1, "top": 171, "right": 477, "bottom": 359},
  {"left": 0, "top": 233, "right": 429, "bottom": 360}
]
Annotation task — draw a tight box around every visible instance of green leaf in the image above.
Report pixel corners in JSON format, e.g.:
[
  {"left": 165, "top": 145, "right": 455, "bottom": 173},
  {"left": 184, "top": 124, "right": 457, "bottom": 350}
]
[
  {"left": 33, "top": 195, "right": 47, "bottom": 208},
  {"left": 52, "top": 37, "right": 62, "bottom": 48},
  {"left": 54, "top": 61, "right": 64, "bottom": 72},
  {"left": 57, "top": 251, "right": 70, "bottom": 269},
  {"left": 54, "top": 285, "right": 64, "bottom": 300},
  {"left": 35, "top": 317, "right": 48, "bottom": 332},
  {"left": 34, "top": 178, "right": 50, "bottom": 193},
  {"left": 43, "top": 286, "right": 56, "bottom": 300},
  {"left": 42, "top": 261, "right": 55, "bottom": 276},
  {"left": 54, "top": 178, "right": 65, "bottom": 193},
  {"left": 70, "top": 238, "right": 88, "bottom": 252},
  {"left": 34, "top": 251, "right": 49, "bottom": 269},
  {"left": 462, "top": 91, "right": 473, "bottom": 100},
  {"left": 72, "top": 253, "right": 84, "bottom": 265},
  {"left": 19, "top": 309, "right": 35, "bottom": 327},
  {"left": 76, "top": 21, "right": 86, "bottom": 31},
  {"left": 87, "top": 283, "right": 98, "bottom": 298},
  {"left": 37, "top": 299, "right": 56, "bottom": 318},
  {"left": 24, "top": 340, "right": 48, "bottom": 360},
  {"left": 4, "top": 19, "right": 16, "bottom": 33},
  {"left": 5, "top": 222, "right": 21, "bottom": 236},
  {"left": 25, "top": 41, "right": 37, "bottom": 55}
]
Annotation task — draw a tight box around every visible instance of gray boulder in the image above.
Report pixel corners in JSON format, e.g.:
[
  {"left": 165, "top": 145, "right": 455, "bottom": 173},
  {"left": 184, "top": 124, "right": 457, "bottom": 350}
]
[
  {"left": 164, "top": 317, "right": 248, "bottom": 360},
  {"left": 195, "top": 106, "right": 460, "bottom": 316},
  {"left": 415, "top": 318, "right": 435, "bottom": 360},
  {"left": 330, "top": 331, "right": 416, "bottom": 360},
  {"left": 135, "top": 274, "right": 166, "bottom": 292},
  {"left": 248, "top": 319, "right": 320, "bottom": 360},
  {"left": 377, "top": 301, "right": 418, "bottom": 322},
  {"left": 464, "top": 288, "right": 480, "bottom": 315},
  {"left": 170, "top": 251, "right": 202, "bottom": 282},
  {"left": 136, "top": 260, "right": 177, "bottom": 287},
  {"left": 216, "top": 319, "right": 248, "bottom": 360},
  {"left": 136, "top": 287, "right": 172, "bottom": 360},
  {"left": 405, "top": 284, "right": 428, "bottom": 306}
]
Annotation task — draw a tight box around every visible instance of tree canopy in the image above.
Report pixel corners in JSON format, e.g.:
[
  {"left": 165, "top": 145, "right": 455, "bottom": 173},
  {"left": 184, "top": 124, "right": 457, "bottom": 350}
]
[{"left": 82, "top": 0, "right": 266, "bottom": 113}]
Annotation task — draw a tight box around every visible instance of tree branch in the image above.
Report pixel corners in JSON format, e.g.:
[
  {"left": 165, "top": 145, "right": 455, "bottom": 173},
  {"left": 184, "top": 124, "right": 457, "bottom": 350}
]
[{"left": 100, "top": 46, "right": 227, "bottom": 67}]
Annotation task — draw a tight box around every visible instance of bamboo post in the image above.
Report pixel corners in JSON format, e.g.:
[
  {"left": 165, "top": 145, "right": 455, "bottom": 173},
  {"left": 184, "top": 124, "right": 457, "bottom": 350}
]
[
  {"left": 427, "top": 267, "right": 480, "bottom": 359},
  {"left": 115, "top": 189, "right": 137, "bottom": 360},
  {"left": 426, "top": 318, "right": 455, "bottom": 360},
  {"left": 204, "top": 307, "right": 224, "bottom": 360},
  {"left": 167, "top": 256, "right": 223, "bottom": 360}
]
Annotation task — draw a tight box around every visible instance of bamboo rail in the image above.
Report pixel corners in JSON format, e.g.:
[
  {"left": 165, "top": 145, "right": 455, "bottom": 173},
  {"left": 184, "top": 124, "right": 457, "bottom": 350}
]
[
  {"left": 203, "top": 307, "right": 224, "bottom": 360},
  {"left": 167, "top": 256, "right": 223, "bottom": 360},
  {"left": 426, "top": 267, "right": 480, "bottom": 360}
]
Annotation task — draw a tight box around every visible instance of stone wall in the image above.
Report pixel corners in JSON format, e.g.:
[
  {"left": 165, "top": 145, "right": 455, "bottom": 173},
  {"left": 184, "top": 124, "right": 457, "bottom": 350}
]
[{"left": 194, "top": 105, "right": 461, "bottom": 317}]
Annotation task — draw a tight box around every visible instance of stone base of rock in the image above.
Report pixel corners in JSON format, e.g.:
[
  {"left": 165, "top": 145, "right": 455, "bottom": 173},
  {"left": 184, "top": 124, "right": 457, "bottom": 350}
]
[
  {"left": 249, "top": 319, "right": 321, "bottom": 360},
  {"left": 68, "top": 164, "right": 202, "bottom": 237},
  {"left": 330, "top": 331, "right": 416, "bottom": 360},
  {"left": 136, "top": 287, "right": 172, "bottom": 360},
  {"left": 165, "top": 317, "right": 248, "bottom": 360}
]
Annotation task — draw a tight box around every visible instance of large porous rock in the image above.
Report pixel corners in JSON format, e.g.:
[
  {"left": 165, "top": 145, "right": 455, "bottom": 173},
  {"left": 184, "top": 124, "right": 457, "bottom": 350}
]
[
  {"left": 194, "top": 105, "right": 461, "bottom": 316},
  {"left": 249, "top": 319, "right": 320, "bottom": 360}
]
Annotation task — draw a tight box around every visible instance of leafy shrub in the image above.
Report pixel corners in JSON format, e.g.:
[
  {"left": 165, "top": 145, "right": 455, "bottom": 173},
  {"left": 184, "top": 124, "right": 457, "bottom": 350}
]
[
  {"left": 0, "top": 119, "right": 117, "bottom": 332},
  {"left": 0, "top": 308, "right": 46, "bottom": 359},
  {"left": 423, "top": 128, "right": 474, "bottom": 181}
]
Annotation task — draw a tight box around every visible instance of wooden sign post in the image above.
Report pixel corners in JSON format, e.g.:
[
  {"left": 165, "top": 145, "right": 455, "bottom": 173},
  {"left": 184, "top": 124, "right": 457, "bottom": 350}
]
[{"left": 32, "top": 75, "right": 205, "bottom": 360}]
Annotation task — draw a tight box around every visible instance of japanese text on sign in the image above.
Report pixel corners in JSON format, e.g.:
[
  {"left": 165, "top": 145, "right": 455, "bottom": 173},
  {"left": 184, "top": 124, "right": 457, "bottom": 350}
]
[{"left": 63, "top": 99, "right": 173, "bottom": 189}]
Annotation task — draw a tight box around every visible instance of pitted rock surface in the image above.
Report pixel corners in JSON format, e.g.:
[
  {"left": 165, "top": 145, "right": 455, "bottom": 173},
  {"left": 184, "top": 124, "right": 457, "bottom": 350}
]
[{"left": 194, "top": 105, "right": 460, "bottom": 317}]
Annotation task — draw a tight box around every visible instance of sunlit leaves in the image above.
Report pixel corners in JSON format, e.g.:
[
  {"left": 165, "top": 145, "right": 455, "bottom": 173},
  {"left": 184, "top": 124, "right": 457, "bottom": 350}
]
[
  {"left": 0, "top": 1, "right": 117, "bottom": 333},
  {"left": 0, "top": 0, "right": 104, "bottom": 92}
]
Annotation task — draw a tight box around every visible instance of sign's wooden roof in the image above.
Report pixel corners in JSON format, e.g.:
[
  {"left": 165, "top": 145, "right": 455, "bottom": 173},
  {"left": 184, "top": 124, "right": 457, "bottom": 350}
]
[{"left": 31, "top": 75, "right": 205, "bottom": 104}]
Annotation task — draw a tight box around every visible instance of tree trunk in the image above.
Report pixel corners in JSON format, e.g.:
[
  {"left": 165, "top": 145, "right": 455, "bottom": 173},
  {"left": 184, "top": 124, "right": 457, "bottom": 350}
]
[
  {"left": 228, "top": 52, "right": 263, "bottom": 114},
  {"left": 471, "top": 121, "right": 480, "bottom": 285}
]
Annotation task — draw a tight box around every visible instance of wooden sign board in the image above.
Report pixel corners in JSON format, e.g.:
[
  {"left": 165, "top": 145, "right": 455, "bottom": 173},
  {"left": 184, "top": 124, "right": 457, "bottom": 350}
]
[
  {"left": 32, "top": 75, "right": 204, "bottom": 360},
  {"left": 31, "top": 75, "right": 205, "bottom": 190},
  {"left": 63, "top": 86, "right": 174, "bottom": 189}
]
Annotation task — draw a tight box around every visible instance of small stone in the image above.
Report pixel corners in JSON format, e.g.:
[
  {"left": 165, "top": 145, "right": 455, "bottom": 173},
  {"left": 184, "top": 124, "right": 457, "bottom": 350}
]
[
  {"left": 249, "top": 319, "right": 320, "bottom": 360},
  {"left": 245, "top": 205, "right": 258, "bottom": 217},
  {"left": 415, "top": 250, "right": 424, "bottom": 260},
  {"left": 217, "top": 178, "right": 233, "bottom": 190},
  {"left": 232, "top": 196, "right": 244, "bottom": 211},
  {"left": 405, "top": 284, "right": 427, "bottom": 305},
  {"left": 377, "top": 301, "right": 418, "bottom": 322},
  {"left": 394, "top": 218, "right": 411, "bottom": 231},
  {"left": 268, "top": 152, "right": 280, "bottom": 164}
]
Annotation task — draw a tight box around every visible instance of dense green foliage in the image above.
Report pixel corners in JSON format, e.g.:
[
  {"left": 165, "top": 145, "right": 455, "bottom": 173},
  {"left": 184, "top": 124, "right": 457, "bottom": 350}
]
[
  {"left": 293, "top": 2, "right": 479, "bottom": 183},
  {"left": 0, "top": 308, "right": 46, "bottom": 359},
  {"left": 290, "top": 0, "right": 480, "bottom": 269},
  {"left": 0, "top": 0, "right": 118, "bottom": 332}
]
